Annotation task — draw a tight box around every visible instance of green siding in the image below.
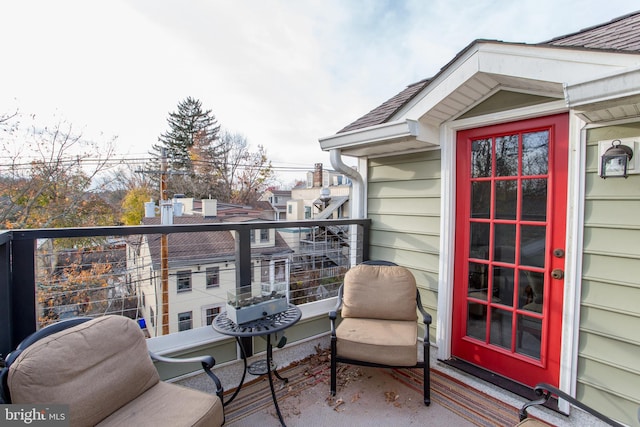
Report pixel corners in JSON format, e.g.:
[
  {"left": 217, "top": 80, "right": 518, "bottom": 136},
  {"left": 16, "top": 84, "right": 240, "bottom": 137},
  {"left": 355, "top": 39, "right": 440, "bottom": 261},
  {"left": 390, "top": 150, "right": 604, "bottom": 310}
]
[
  {"left": 458, "top": 90, "right": 559, "bottom": 119},
  {"left": 581, "top": 124, "right": 640, "bottom": 425},
  {"left": 367, "top": 151, "right": 441, "bottom": 342}
]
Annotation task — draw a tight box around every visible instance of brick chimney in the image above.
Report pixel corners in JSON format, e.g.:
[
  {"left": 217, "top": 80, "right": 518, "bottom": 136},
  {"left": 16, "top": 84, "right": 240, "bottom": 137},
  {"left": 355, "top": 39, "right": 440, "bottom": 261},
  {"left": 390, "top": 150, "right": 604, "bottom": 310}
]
[{"left": 313, "top": 163, "right": 323, "bottom": 188}]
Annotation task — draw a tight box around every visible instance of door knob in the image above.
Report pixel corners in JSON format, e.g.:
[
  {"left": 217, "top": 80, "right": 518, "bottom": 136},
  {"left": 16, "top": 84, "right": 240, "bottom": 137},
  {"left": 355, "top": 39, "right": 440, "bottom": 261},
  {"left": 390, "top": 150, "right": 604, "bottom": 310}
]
[{"left": 551, "top": 269, "right": 564, "bottom": 280}]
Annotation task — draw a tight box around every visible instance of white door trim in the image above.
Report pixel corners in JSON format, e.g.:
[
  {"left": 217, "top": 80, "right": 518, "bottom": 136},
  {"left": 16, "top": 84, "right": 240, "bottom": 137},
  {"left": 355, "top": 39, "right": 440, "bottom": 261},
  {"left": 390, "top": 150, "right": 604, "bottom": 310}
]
[{"left": 437, "top": 104, "right": 582, "bottom": 402}]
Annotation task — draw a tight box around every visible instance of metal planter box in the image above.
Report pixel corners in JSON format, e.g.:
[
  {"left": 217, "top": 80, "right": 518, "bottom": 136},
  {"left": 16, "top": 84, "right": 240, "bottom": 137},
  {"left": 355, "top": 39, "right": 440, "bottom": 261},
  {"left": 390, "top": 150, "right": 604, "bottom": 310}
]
[{"left": 226, "top": 289, "right": 288, "bottom": 325}]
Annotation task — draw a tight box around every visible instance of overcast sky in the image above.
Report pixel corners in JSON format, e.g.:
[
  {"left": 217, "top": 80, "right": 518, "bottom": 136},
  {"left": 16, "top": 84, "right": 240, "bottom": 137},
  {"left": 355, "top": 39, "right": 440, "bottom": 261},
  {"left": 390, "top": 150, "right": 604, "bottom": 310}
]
[{"left": 1, "top": 1, "right": 636, "bottom": 184}]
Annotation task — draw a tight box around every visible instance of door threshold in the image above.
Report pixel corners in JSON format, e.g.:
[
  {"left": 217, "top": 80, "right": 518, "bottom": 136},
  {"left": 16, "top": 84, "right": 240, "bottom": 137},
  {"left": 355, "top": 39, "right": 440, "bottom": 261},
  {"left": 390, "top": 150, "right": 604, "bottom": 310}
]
[{"left": 442, "top": 357, "right": 559, "bottom": 412}]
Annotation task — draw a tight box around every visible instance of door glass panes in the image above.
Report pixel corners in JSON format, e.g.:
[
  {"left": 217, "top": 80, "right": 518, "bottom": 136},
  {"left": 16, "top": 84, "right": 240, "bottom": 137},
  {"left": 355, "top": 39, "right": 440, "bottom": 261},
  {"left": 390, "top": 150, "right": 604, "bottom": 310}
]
[
  {"left": 496, "top": 134, "right": 519, "bottom": 176},
  {"left": 494, "top": 224, "right": 516, "bottom": 263},
  {"left": 516, "top": 313, "right": 541, "bottom": 359},
  {"left": 489, "top": 308, "right": 512, "bottom": 349},
  {"left": 469, "top": 223, "right": 490, "bottom": 259},
  {"left": 522, "top": 179, "right": 547, "bottom": 221},
  {"left": 471, "top": 181, "right": 491, "bottom": 218},
  {"left": 520, "top": 226, "right": 546, "bottom": 268},
  {"left": 467, "top": 304, "right": 487, "bottom": 341},
  {"left": 519, "top": 271, "right": 544, "bottom": 311},
  {"left": 468, "top": 262, "right": 488, "bottom": 296},
  {"left": 463, "top": 123, "right": 554, "bottom": 360},
  {"left": 471, "top": 139, "right": 492, "bottom": 178},
  {"left": 495, "top": 180, "right": 517, "bottom": 219},
  {"left": 522, "top": 131, "right": 549, "bottom": 176},
  {"left": 493, "top": 267, "right": 514, "bottom": 308}
]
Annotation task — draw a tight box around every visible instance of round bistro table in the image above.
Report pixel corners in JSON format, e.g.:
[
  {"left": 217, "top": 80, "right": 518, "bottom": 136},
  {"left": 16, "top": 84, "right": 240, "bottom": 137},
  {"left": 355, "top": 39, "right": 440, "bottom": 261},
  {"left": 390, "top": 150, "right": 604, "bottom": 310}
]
[{"left": 212, "top": 304, "right": 302, "bottom": 427}]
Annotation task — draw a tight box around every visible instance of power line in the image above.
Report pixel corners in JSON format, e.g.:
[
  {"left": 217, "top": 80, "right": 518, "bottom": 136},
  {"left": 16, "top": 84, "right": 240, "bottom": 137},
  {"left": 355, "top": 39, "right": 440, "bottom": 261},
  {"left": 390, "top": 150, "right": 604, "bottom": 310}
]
[{"left": 0, "top": 155, "right": 319, "bottom": 173}]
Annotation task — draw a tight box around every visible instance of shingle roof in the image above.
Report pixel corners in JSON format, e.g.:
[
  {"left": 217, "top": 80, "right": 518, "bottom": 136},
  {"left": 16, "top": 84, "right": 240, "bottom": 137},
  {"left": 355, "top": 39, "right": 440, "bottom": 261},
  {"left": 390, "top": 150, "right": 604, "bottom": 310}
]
[
  {"left": 543, "top": 10, "right": 640, "bottom": 51},
  {"left": 141, "top": 216, "right": 292, "bottom": 268},
  {"left": 337, "top": 79, "right": 430, "bottom": 133},
  {"left": 337, "top": 11, "right": 640, "bottom": 134}
]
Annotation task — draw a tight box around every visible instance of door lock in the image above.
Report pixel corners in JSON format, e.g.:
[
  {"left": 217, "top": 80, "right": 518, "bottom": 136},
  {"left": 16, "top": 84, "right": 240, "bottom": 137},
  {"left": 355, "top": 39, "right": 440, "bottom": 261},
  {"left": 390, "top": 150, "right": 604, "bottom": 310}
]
[
  {"left": 551, "top": 269, "right": 564, "bottom": 280},
  {"left": 553, "top": 248, "right": 565, "bottom": 258}
]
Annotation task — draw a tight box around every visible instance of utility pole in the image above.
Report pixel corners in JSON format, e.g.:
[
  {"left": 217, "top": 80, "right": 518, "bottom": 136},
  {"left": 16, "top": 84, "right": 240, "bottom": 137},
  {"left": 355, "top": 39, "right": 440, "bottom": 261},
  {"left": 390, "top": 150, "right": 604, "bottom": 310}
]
[
  {"left": 137, "top": 148, "right": 186, "bottom": 336},
  {"left": 160, "top": 149, "right": 170, "bottom": 336}
]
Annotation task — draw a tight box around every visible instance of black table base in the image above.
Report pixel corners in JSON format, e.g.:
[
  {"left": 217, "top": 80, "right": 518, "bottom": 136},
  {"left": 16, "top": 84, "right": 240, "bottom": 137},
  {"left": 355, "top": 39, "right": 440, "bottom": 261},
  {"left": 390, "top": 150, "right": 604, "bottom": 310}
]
[{"left": 213, "top": 304, "right": 302, "bottom": 427}]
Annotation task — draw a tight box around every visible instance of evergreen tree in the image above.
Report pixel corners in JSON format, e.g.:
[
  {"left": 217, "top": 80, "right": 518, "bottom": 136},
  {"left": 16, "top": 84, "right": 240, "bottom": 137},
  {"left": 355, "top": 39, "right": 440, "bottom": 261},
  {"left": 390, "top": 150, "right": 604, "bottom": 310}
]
[{"left": 148, "top": 97, "right": 221, "bottom": 197}]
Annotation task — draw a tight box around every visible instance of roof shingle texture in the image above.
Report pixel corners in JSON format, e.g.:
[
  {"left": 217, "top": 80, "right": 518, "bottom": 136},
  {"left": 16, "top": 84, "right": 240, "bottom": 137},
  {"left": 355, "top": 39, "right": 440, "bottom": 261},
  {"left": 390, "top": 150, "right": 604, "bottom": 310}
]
[
  {"left": 141, "top": 216, "right": 291, "bottom": 267},
  {"left": 544, "top": 11, "right": 640, "bottom": 51}
]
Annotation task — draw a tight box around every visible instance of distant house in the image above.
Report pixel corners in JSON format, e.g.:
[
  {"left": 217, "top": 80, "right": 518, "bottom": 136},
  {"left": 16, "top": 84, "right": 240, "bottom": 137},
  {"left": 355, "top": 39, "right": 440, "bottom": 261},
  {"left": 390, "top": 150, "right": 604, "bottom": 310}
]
[
  {"left": 286, "top": 163, "right": 351, "bottom": 220},
  {"left": 127, "top": 200, "right": 292, "bottom": 336},
  {"left": 319, "top": 11, "right": 640, "bottom": 425},
  {"left": 259, "top": 189, "right": 292, "bottom": 220}
]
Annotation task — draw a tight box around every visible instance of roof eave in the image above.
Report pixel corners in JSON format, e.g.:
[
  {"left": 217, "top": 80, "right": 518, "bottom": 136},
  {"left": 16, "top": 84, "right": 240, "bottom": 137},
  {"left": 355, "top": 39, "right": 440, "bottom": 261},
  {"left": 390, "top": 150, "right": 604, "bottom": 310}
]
[{"left": 319, "top": 119, "right": 439, "bottom": 157}]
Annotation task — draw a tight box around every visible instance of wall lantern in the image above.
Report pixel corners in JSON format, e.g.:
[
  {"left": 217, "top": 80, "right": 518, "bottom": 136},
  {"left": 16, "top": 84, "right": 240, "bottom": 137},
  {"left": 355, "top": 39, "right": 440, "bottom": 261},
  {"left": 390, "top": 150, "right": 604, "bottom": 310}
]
[{"left": 600, "top": 139, "right": 634, "bottom": 179}]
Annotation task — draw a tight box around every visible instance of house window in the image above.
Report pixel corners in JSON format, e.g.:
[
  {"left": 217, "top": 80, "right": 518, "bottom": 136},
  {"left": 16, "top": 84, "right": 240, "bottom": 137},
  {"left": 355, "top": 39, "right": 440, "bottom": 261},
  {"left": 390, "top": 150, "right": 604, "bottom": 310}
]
[
  {"left": 178, "top": 311, "right": 192, "bottom": 331},
  {"left": 275, "top": 260, "right": 286, "bottom": 282},
  {"left": 206, "top": 267, "right": 220, "bottom": 288},
  {"left": 304, "top": 206, "right": 311, "bottom": 219},
  {"left": 288, "top": 204, "right": 293, "bottom": 214},
  {"left": 260, "top": 229, "right": 269, "bottom": 242},
  {"left": 205, "top": 307, "right": 220, "bottom": 325},
  {"left": 250, "top": 230, "right": 256, "bottom": 243},
  {"left": 150, "top": 307, "right": 155, "bottom": 327},
  {"left": 177, "top": 270, "right": 192, "bottom": 292}
]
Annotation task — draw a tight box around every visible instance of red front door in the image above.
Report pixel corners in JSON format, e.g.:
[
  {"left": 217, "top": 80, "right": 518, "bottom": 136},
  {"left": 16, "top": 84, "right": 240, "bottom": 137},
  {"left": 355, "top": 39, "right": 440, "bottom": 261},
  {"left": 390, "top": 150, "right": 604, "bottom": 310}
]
[{"left": 451, "top": 113, "right": 568, "bottom": 387}]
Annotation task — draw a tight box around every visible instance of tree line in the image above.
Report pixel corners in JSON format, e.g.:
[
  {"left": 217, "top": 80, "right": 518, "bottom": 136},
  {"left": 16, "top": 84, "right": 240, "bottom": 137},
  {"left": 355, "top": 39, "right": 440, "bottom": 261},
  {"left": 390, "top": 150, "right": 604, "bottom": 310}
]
[{"left": 0, "top": 97, "right": 274, "bottom": 229}]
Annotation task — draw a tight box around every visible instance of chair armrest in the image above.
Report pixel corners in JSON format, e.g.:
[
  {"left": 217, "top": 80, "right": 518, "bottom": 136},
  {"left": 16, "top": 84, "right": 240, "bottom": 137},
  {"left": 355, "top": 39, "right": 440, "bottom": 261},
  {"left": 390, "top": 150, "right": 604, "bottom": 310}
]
[
  {"left": 149, "top": 351, "right": 224, "bottom": 402},
  {"left": 519, "top": 383, "right": 625, "bottom": 427},
  {"left": 416, "top": 290, "right": 432, "bottom": 325},
  {"left": 329, "top": 284, "right": 344, "bottom": 335}
]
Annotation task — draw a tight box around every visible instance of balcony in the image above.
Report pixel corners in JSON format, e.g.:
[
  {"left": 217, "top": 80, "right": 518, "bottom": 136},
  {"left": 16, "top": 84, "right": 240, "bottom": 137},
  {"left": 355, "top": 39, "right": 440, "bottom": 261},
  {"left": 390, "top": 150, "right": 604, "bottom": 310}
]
[
  {"left": 0, "top": 218, "right": 369, "bottom": 353},
  {"left": 0, "top": 218, "right": 595, "bottom": 426}
]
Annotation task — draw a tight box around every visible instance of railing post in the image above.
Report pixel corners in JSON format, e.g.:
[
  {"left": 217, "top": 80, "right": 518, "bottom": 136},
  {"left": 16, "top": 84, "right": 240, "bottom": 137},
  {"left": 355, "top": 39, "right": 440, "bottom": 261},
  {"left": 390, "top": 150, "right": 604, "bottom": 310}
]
[
  {"left": 7, "top": 238, "right": 37, "bottom": 353},
  {"left": 235, "top": 227, "right": 253, "bottom": 355},
  {"left": 0, "top": 236, "right": 11, "bottom": 355},
  {"left": 235, "top": 227, "right": 252, "bottom": 295}
]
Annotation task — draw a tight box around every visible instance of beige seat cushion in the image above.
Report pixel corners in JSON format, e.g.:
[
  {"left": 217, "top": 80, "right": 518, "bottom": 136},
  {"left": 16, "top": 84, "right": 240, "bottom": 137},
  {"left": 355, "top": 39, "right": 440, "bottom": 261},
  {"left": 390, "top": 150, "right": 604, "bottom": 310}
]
[
  {"left": 8, "top": 315, "right": 224, "bottom": 427},
  {"left": 342, "top": 264, "right": 417, "bottom": 321},
  {"left": 336, "top": 317, "right": 418, "bottom": 366},
  {"left": 9, "top": 316, "right": 159, "bottom": 426},
  {"left": 98, "top": 381, "right": 224, "bottom": 427}
]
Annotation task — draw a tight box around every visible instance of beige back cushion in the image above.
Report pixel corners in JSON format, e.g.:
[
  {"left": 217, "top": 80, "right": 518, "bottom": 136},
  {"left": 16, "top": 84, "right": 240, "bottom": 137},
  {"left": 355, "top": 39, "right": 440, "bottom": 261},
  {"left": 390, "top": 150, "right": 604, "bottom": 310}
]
[
  {"left": 8, "top": 315, "right": 159, "bottom": 427},
  {"left": 341, "top": 264, "right": 417, "bottom": 321}
]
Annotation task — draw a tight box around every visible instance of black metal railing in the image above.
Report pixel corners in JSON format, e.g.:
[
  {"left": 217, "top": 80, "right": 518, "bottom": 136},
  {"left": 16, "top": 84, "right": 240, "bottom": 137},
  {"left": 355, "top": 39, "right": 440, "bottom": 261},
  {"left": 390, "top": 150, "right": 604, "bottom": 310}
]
[{"left": 0, "top": 218, "right": 370, "bottom": 355}]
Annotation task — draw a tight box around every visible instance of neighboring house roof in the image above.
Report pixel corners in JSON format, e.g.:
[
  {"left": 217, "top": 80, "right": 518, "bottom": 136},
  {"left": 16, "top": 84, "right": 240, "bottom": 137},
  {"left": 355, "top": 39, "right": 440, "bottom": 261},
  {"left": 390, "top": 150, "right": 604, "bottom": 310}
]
[
  {"left": 337, "top": 11, "right": 640, "bottom": 134},
  {"left": 191, "top": 200, "right": 264, "bottom": 217},
  {"left": 141, "top": 216, "right": 293, "bottom": 269},
  {"left": 253, "top": 200, "right": 276, "bottom": 211},
  {"left": 269, "top": 190, "right": 292, "bottom": 197}
]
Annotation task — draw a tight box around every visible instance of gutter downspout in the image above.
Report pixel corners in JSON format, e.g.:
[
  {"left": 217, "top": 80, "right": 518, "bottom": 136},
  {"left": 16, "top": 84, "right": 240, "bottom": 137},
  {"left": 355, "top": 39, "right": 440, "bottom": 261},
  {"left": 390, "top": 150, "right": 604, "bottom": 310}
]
[
  {"left": 330, "top": 148, "right": 365, "bottom": 265},
  {"left": 329, "top": 149, "right": 364, "bottom": 219}
]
